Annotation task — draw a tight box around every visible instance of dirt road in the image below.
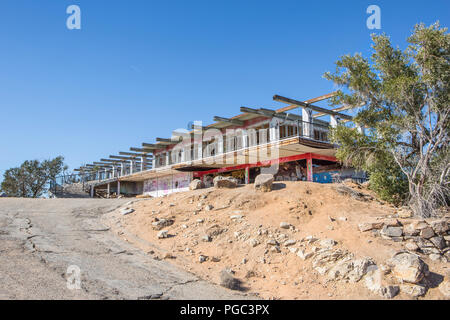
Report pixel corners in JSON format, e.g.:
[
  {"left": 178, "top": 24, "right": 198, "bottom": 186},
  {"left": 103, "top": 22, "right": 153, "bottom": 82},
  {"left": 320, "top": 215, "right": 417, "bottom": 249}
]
[{"left": 0, "top": 198, "right": 249, "bottom": 300}]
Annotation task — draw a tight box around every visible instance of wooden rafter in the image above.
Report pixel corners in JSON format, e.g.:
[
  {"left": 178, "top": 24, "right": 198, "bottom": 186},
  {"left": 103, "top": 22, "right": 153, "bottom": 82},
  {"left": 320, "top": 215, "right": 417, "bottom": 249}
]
[
  {"left": 275, "top": 92, "right": 337, "bottom": 113},
  {"left": 213, "top": 116, "right": 244, "bottom": 126},
  {"left": 273, "top": 95, "right": 352, "bottom": 121}
]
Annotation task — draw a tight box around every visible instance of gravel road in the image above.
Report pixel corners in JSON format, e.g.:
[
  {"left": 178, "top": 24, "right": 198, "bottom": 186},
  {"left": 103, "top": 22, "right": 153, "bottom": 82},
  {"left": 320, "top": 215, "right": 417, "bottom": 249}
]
[{"left": 0, "top": 198, "right": 249, "bottom": 300}]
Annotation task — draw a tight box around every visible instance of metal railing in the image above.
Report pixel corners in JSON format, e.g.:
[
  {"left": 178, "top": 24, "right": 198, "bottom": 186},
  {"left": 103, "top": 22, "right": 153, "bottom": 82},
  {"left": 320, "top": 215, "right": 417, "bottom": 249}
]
[{"left": 153, "top": 120, "right": 331, "bottom": 168}]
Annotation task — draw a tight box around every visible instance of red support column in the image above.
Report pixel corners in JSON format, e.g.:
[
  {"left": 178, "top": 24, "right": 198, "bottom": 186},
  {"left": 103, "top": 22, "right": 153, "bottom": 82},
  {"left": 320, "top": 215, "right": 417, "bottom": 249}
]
[{"left": 306, "top": 153, "right": 313, "bottom": 182}]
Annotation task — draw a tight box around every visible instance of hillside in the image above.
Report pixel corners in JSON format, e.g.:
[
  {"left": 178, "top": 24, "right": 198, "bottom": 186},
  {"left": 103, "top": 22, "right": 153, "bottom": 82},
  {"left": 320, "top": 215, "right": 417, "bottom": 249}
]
[{"left": 104, "top": 181, "right": 449, "bottom": 300}]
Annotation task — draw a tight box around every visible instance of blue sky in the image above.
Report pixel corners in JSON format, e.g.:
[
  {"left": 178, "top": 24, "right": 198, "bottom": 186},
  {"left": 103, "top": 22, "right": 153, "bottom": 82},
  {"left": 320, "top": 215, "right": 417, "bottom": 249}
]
[{"left": 0, "top": 0, "right": 448, "bottom": 179}]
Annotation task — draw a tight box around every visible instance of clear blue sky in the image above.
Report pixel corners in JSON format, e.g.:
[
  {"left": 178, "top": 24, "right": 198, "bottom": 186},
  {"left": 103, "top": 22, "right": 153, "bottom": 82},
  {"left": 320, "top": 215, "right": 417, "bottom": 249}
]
[{"left": 0, "top": 0, "right": 448, "bottom": 179}]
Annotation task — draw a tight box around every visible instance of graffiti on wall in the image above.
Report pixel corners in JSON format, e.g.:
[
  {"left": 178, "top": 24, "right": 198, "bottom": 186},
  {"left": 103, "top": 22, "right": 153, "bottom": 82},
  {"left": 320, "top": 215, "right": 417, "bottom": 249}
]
[{"left": 143, "top": 172, "right": 192, "bottom": 196}]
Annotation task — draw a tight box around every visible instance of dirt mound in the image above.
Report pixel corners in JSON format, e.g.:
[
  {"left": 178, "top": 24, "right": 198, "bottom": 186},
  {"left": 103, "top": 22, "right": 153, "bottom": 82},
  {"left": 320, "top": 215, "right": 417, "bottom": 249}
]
[{"left": 105, "top": 181, "right": 449, "bottom": 300}]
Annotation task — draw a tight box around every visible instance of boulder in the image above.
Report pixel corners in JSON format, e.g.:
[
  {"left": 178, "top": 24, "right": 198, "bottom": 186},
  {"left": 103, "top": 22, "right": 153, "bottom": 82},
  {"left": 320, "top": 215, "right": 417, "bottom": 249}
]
[
  {"left": 320, "top": 239, "right": 337, "bottom": 248},
  {"left": 248, "top": 239, "right": 259, "bottom": 247},
  {"left": 280, "top": 222, "right": 291, "bottom": 229},
  {"left": 438, "top": 276, "right": 450, "bottom": 297},
  {"left": 157, "top": 230, "right": 169, "bottom": 239},
  {"left": 213, "top": 176, "right": 238, "bottom": 189},
  {"left": 254, "top": 174, "right": 274, "bottom": 192},
  {"left": 206, "top": 224, "right": 226, "bottom": 237},
  {"left": 408, "top": 220, "right": 429, "bottom": 231},
  {"left": 283, "top": 239, "right": 297, "bottom": 247},
  {"left": 297, "top": 249, "right": 314, "bottom": 260},
  {"left": 416, "top": 237, "right": 434, "bottom": 249},
  {"left": 336, "top": 185, "right": 367, "bottom": 201},
  {"left": 379, "top": 286, "right": 400, "bottom": 299},
  {"left": 398, "top": 210, "right": 413, "bottom": 218},
  {"left": 189, "top": 179, "right": 204, "bottom": 190},
  {"left": 120, "top": 208, "right": 134, "bottom": 216},
  {"left": 381, "top": 226, "right": 403, "bottom": 238},
  {"left": 405, "top": 242, "right": 419, "bottom": 251},
  {"left": 403, "top": 224, "right": 420, "bottom": 236},
  {"left": 382, "top": 218, "right": 401, "bottom": 227},
  {"left": 429, "top": 236, "right": 446, "bottom": 250},
  {"left": 152, "top": 218, "right": 174, "bottom": 230},
  {"left": 429, "top": 254, "right": 442, "bottom": 261},
  {"left": 347, "top": 258, "right": 376, "bottom": 282},
  {"left": 201, "top": 235, "right": 212, "bottom": 242},
  {"left": 430, "top": 220, "right": 449, "bottom": 235},
  {"left": 220, "top": 269, "right": 242, "bottom": 290},
  {"left": 327, "top": 261, "right": 354, "bottom": 281},
  {"left": 358, "top": 222, "right": 384, "bottom": 232},
  {"left": 400, "top": 284, "right": 427, "bottom": 297},
  {"left": 420, "top": 227, "right": 435, "bottom": 239},
  {"left": 388, "top": 252, "right": 428, "bottom": 284}
]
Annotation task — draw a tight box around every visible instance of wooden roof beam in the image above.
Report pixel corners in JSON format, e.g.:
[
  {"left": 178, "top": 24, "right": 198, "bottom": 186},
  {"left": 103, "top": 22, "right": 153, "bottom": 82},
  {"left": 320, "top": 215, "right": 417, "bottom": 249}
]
[
  {"left": 119, "top": 151, "right": 152, "bottom": 157},
  {"left": 142, "top": 143, "right": 159, "bottom": 150},
  {"left": 273, "top": 95, "right": 352, "bottom": 121},
  {"left": 110, "top": 155, "right": 152, "bottom": 161},
  {"left": 312, "top": 102, "right": 365, "bottom": 118},
  {"left": 130, "top": 147, "right": 154, "bottom": 153},
  {"left": 156, "top": 137, "right": 182, "bottom": 145},
  {"left": 213, "top": 116, "right": 244, "bottom": 126},
  {"left": 274, "top": 92, "right": 337, "bottom": 113},
  {"left": 240, "top": 106, "right": 303, "bottom": 122}
]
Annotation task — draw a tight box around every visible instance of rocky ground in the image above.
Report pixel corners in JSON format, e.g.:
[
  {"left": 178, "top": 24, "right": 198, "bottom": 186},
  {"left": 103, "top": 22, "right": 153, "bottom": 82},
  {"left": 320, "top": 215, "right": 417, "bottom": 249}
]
[{"left": 106, "top": 180, "right": 450, "bottom": 300}]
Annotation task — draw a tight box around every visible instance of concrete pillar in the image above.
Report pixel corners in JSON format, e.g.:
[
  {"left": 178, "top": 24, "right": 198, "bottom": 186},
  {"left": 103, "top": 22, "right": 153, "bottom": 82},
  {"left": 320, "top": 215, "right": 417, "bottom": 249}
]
[
  {"left": 306, "top": 154, "right": 313, "bottom": 182},
  {"left": 269, "top": 118, "right": 280, "bottom": 142},
  {"left": 197, "top": 143, "right": 202, "bottom": 160},
  {"left": 165, "top": 152, "right": 170, "bottom": 166},
  {"left": 242, "top": 130, "right": 248, "bottom": 148},
  {"left": 130, "top": 160, "right": 134, "bottom": 174},
  {"left": 107, "top": 183, "right": 110, "bottom": 198},
  {"left": 217, "top": 136, "right": 224, "bottom": 155},
  {"left": 140, "top": 157, "right": 144, "bottom": 171},
  {"left": 357, "top": 125, "right": 365, "bottom": 135},
  {"left": 302, "top": 108, "right": 313, "bottom": 138},
  {"left": 104, "top": 168, "right": 108, "bottom": 179},
  {"left": 120, "top": 163, "right": 124, "bottom": 176},
  {"left": 112, "top": 166, "right": 116, "bottom": 178},
  {"left": 330, "top": 115, "right": 340, "bottom": 128},
  {"left": 90, "top": 185, "right": 94, "bottom": 198},
  {"left": 152, "top": 157, "right": 156, "bottom": 169},
  {"left": 117, "top": 180, "right": 121, "bottom": 196}
]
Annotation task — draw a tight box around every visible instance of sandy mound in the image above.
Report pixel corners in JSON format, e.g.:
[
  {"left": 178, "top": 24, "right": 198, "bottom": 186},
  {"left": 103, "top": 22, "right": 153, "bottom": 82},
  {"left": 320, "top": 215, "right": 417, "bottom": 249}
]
[{"left": 104, "top": 181, "right": 449, "bottom": 300}]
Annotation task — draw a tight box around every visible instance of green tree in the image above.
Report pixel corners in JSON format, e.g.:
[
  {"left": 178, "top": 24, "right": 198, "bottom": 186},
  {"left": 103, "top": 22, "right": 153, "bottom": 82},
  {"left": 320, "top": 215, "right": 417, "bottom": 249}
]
[
  {"left": 324, "top": 22, "right": 449, "bottom": 217},
  {"left": 1, "top": 156, "right": 68, "bottom": 198}
]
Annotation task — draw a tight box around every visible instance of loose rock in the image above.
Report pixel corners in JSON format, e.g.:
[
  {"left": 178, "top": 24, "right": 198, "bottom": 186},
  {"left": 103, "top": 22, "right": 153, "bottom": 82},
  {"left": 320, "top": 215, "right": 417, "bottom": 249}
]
[
  {"left": 254, "top": 174, "right": 274, "bottom": 192},
  {"left": 189, "top": 179, "right": 204, "bottom": 190},
  {"left": 388, "top": 252, "right": 428, "bottom": 284}
]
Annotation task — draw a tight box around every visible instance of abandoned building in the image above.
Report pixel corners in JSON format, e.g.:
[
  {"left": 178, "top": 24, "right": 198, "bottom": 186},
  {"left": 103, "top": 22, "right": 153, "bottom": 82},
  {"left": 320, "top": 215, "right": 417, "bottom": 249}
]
[{"left": 70, "top": 93, "right": 366, "bottom": 197}]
